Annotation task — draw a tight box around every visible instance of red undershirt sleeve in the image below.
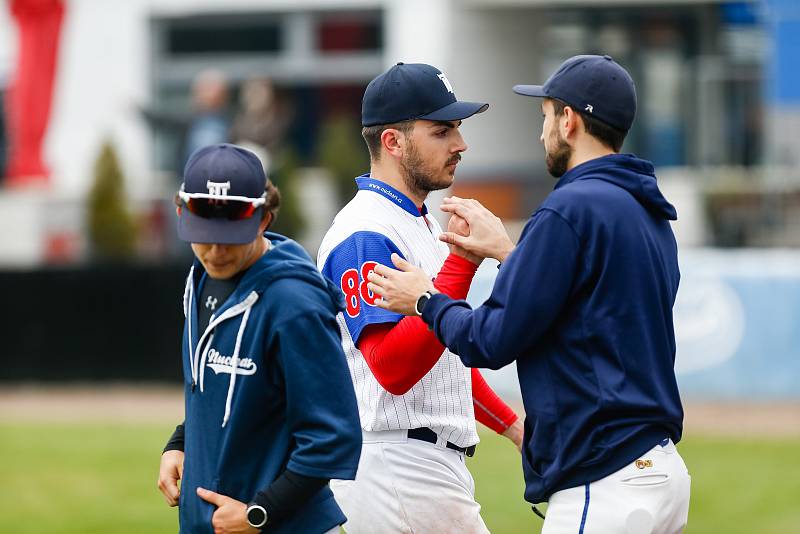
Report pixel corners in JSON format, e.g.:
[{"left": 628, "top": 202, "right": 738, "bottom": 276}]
[
  {"left": 356, "top": 253, "right": 476, "bottom": 396},
  {"left": 470, "top": 368, "right": 519, "bottom": 433},
  {"left": 357, "top": 253, "right": 520, "bottom": 434}
]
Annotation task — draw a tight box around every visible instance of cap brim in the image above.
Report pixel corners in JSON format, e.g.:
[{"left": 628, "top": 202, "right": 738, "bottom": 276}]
[
  {"left": 512, "top": 85, "right": 547, "bottom": 97},
  {"left": 418, "top": 100, "right": 489, "bottom": 122},
  {"left": 177, "top": 206, "right": 264, "bottom": 245}
]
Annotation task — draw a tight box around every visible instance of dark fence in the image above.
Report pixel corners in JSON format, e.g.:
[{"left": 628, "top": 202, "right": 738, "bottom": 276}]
[{"left": 0, "top": 264, "right": 188, "bottom": 382}]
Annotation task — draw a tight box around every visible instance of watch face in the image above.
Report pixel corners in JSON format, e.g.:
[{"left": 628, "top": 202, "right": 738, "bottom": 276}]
[
  {"left": 415, "top": 293, "right": 430, "bottom": 316},
  {"left": 247, "top": 504, "right": 268, "bottom": 528}
]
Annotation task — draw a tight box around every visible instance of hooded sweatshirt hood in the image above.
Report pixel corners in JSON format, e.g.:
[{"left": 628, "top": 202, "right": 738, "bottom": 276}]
[
  {"left": 554, "top": 153, "right": 677, "bottom": 220},
  {"left": 193, "top": 232, "right": 345, "bottom": 317}
]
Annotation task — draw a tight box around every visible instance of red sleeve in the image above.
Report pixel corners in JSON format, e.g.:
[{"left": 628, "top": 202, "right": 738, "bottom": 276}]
[
  {"left": 471, "top": 368, "right": 519, "bottom": 433},
  {"left": 356, "top": 254, "right": 477, "bottom": 395}
]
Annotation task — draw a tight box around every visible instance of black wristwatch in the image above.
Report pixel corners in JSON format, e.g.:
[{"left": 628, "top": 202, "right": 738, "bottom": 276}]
[
  {"left": 414, "top": 291, "right": 433, "bottom": 316},
  {"left": 246, "top": 503, "right": 268, "bottom": 529}
]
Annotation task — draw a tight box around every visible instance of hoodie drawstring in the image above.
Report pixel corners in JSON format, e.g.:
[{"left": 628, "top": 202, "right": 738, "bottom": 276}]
[
  {"left": 222, "top": 305, "right": 252, "bottom": 428},
  {"left": 187, "top": 290, "right": 259, "bottom": 427},
  {"left": 183, "top": 267, "right": 197, "bottom": 388}
]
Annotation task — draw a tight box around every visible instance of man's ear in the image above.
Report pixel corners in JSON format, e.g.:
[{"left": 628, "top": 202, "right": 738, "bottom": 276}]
[
  {"left": 561, "top": 106, "right": 581, "bottom": 140},
  {"left": 260, "top": 212, "right": 273, "bottom": 233},
  {"left": 380, "top": 127, "right": 407, "bottom": 159},
  {"left": 176, "top": 206, "right": 182, "bottom": 217}
]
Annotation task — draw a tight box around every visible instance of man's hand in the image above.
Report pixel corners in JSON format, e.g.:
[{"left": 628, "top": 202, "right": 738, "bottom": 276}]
[
  {"left": 446, "top": 213, "right": 482, "bottom": 266},
  {"left": 439, "top": 196, "right": 515, "bottom": 262},
  {"left": 196, "top": 487, "right": 259, "bottom": 534},
  {"left": 158, "top": 450, "right": 184, "bottom": 507},
  {"left": 502, "top": 419, "right": 525, "bottom": 453},
  {"left": 367, "top": 253, "right": 436, "bottom": 316}
]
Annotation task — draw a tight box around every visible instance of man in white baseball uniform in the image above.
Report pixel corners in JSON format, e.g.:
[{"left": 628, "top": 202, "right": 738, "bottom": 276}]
[{"left": 317, "top": 62, "right": 524, "bottom": 533}]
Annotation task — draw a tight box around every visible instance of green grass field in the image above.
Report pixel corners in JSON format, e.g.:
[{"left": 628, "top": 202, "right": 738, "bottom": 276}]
[{"left": 0, "top": 422, "right": 798, "bottom": 533}]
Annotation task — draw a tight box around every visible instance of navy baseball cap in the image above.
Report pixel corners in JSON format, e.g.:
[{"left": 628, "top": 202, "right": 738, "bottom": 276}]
[
  {"left": 177, "top": 143, "right": 267, "bottom": 245},
  {"left": 513, "top": 55, "right": 637, "bottom": 132},
  {"left": 362, "top": 62, "right": 488, "bottom": 127}
]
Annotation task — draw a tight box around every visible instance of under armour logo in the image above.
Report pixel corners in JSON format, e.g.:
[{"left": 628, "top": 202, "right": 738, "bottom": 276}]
[
  {"left": 205, "top": 296, "right": 218, "bottom": 310},
  {"left": 206, "top": 180, "right": 231, "bottom": 197},
  {"left": 437, "top": 73, "right": 454, "bottom": 94},
  {"left": 585, "top": 104, "right": 594, "bottom": 113}
]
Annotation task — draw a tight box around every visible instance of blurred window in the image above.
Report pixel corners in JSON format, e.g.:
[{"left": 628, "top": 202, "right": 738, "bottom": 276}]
[
  {"left": 167, "top": 20, "right": 282, "bottom": 55},
  {"left": 316, "top": 15, "right": 382, "bottom": 52},
  {"left": 539, "top": 3, "right": 765, "bottom": 168}
]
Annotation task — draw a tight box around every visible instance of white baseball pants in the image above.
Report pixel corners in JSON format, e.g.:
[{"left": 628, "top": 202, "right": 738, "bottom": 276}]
[
  {"left": 542, "top": 439, "right": 691, "bottom": 534},
  {"left": 331, "top": 429, "right": 489, "bottom": 534}
]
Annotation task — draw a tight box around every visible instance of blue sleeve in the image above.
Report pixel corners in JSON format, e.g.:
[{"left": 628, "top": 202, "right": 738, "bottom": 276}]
[
  {"left": 422, "top": 209, "right": 581, "bottom": 369},
  {"left": 276, "top": 309, "right": 362, "bottom": 480},
  {"left": 320, "top": 231, "right": 406, "bottom": 344}
]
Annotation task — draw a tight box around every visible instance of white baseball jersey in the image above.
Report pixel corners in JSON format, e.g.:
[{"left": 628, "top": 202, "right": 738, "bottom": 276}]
[{"left": 318, "top": 174, "right": 478, "bottom": 447}]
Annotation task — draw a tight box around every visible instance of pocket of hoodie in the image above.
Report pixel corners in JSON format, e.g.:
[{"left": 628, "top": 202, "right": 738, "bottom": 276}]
[{"left": 202, "top": 478, "right": 220, "bottom": 529}]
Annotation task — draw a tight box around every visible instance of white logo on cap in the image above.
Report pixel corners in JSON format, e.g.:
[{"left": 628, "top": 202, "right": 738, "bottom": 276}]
[
  {"left": 437, "top": 73, "right": 454, "bottom": 94},
  {"left": 585, "top": 104, "right": 594, "bottom": 113},
  {"left": 207, "top": 180, "right": 231, "bottom": 197}
]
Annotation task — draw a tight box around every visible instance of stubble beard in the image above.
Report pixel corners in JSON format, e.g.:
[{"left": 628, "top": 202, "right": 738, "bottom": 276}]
[
  {"left": 400, "top": 140, "right": 459, "bottom": 199},
  {"left": 545, "top": 128, "right": 572, "bottom": 178}
]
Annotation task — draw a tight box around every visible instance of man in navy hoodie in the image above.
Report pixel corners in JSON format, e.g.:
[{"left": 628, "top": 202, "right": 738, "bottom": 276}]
[
  {"left": 367, "top": 56, "right": 691, "bottom": 533},
  {"left": 157, "top": 143, "right": 361, "bottom": 533}
]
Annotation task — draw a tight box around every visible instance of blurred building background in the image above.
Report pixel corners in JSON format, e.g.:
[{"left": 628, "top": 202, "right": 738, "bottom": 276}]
[{"left": 0, "top": 0, "right": 797, "bottom": 402}]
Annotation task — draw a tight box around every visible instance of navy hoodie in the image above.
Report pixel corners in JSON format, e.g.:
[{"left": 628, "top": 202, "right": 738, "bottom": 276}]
[
  {"left": 179, "top": 233, "right": 361, "bottom": 533},
  {"left": 424, "top": 154, "right": 683, "bottom": 504}
]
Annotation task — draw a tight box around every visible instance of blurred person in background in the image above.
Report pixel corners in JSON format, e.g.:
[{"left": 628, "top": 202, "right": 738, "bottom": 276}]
[
  {"left": 230, "top": 77, "right": 292, "bottom": 173},
  {"left": 368, "top": 55, "right": 691, "bottom": 534},
  {"left": 157, "top": 143, "right": 361, "bottom": 533},
  {"left": 140, "top": 69, "right": 232, "bottom": 174},
  {"left": 183, "top": 70, "right": 231, "bottom": 164}
]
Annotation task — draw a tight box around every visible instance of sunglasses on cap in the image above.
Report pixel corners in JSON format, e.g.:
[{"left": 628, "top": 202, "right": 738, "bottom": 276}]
[{"left": 178, "top": 186, "right": 267, "bottom": 221}]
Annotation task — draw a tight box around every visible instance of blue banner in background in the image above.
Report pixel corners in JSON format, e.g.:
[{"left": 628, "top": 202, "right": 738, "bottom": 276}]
[
  {"left": 765, "top": 0, "right": 800, "bottom": 104},
  {"left": 468, "top": 249, "right": 800, "bottom": 401}
]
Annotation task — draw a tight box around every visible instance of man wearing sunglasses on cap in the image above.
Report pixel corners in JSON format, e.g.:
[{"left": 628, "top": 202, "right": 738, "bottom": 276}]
[{"left": 157, "top": 143, "right": 362, "bottom": 534}]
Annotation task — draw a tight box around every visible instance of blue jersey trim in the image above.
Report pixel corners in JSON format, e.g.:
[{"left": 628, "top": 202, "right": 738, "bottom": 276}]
[
  {"left": 355, "top": 174, "right": 428, "bottom": 217},
  {"left": 579, "top": 483, "right": 590, "bottom": 534}
]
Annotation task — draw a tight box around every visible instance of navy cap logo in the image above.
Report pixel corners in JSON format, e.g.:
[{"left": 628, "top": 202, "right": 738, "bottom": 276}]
[
  {"left": 206, "top": 180, "right": 231, "bottom": 197},
  {"left": 437, "top": 73, "right": 454, "bottom": 93}
]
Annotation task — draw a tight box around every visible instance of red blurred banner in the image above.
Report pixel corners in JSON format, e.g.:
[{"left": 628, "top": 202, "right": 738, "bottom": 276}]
[{"left": 5, "top": 0, "right": 64, "bottom": 187}]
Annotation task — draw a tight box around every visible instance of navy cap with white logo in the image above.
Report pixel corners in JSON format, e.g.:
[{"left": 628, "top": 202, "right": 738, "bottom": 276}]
[
  {"left": 513, "top": 55, "right": 637, "bottom": 132},
  {"left": 177, "top": 143, "right": 267, "bottom": 245},
  {"left": 362, "top": 62, "right": 488, "bottom": 127}
]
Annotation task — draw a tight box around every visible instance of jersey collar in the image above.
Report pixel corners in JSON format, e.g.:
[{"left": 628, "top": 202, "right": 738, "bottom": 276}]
[{"left": 355, "top": 174, "right": 428, "bottom": 217}]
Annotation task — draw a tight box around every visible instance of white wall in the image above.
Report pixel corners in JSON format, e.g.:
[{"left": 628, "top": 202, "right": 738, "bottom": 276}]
[
  {"left": 450, "top": 7, "right": 545, "bottom": 176},
  {"left": 46, "top": 0, "right": 152, "bottom": 198}
]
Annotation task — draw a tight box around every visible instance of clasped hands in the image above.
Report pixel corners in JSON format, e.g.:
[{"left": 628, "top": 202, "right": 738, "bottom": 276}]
[{"left": 367, "top": 196, "right": 515, "bottom": 316}]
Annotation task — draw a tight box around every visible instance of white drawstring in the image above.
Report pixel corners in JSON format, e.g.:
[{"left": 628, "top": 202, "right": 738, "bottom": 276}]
[
  {"left": 183, "top": 267, "right": 197, "bottom": 387},
  {"left": 222, "top": 305, "right": 252, "bottom": 428},
  {"left": 198, "top": 333, "right": 215, "bottom": 392},
  {"left": 185, "top": 289, "right": 259, "bottom": 427}
]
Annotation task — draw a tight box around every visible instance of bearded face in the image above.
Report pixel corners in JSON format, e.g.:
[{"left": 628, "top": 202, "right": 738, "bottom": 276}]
[
  {"left": 544, "top": 125, "right": 572, "bottom": 178},
  {"left": 400, "top": 133, "right": 462, "bottom": 196}
]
